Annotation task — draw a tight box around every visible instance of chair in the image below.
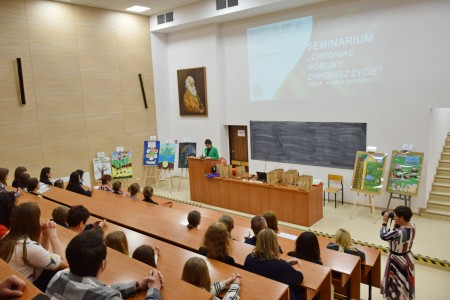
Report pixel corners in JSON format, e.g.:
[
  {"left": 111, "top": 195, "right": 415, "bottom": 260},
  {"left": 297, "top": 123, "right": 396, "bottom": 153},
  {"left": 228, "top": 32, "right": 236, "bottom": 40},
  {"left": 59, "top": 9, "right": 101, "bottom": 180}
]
[{"left": 323, "top": 174, "right": 344, "bottom": 208}]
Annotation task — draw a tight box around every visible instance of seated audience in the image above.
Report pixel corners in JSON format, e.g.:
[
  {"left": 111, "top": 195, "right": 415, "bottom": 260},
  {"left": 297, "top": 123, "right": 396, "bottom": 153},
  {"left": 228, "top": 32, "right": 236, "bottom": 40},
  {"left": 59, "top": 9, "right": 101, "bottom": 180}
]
[
  {"left": 182, "top": 257, "right": 241, "bottom": 300},
  {"left": 132, "top": 245, "right": 160, "bottom": 268},
  {"left": 0, "top": 275, "right": 25, "bottom": 298},
  {"left": 142, "top": 186, "right": 173, "bottom": 208},
  {"left": 199, "top": 222, "right": 235, "bottom": 266},
  {"left": 112, "top": 181, "right": 127, "bottom": 196},
  {"left": 187, "top": 210, "right": 201, "bottom": 229},
  {"left": 0, "top": 191, "right": 17, "bottom": 238},
  {"left": 66, "top": 172, "right": 93, "bottom": 197},
  {"left": 263, "top": 211, "right": 279, "bottom": 233},
  {"left": 128, "top": 183, "right": 140, "bottom": 200},
  {"left": 53, "top": 179, "right": 64, "bottom": 189},
  {"left": 105, "top": 231, "right": 129, "bottom": 255},
  {"left": 218, "top": 215, "right": 235, "bottom": 240},
  {"left": 98, "top": 174, "right": 113, "bottom": 192},
  {"left": 51, "top": 206, "right": 69, "bottom": 228},
  {"left": 39, "top": 167, "right": 53, "bottom": 186},
  {"left": 46, "top": 230, "right": 164, "bottom": 300},
  {"left": 288, "top": 232, "right": 322, "bottom": 265},
  {"left": 0, "top": 168, "right": 9, "bottom": 191},
  {"left": 244, "top": 215, "right": 267, "bottom": 246},
  {"left": 11, "top": 166, "right": 27, "bottom": 188},
  {"left": 75, "top": 169, "right": 85, "bottom": 185},
  {"left": 0, "top": 202, "right": 68, "bottom": 292},
  {"left": 244, "top": 229, "right": 303, "bottom": 300},
  {"left": 27, "top": 178, "right": 41, "bottom": 196},
  {"left": 17, "top": 173, "right": 31, "bottom": 190},
  {"left": 326, "top": 228, "right": 365, "bottom": 261},
  {"left": 67, "top": 205, "right": 106, "bottom": 234}
]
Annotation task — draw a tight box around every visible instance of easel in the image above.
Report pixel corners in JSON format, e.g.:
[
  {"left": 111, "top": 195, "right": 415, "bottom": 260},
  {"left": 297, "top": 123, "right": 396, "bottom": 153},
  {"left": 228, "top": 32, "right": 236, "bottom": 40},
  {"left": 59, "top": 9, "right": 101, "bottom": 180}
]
[
  {"left": 350, "top": 192, "right": 376, "bottom": 222},
  {"left": 143, "top": 166, "right": 159, "bottom": 186},
  {"left": 386, "top": 193, "right": 411, "bottom": 211},
  {"left": 178, "top": 168, "right": 189, "bottom": 192},
  {"left": 156, "top": 168, "right": 173, "bottom": 192}
]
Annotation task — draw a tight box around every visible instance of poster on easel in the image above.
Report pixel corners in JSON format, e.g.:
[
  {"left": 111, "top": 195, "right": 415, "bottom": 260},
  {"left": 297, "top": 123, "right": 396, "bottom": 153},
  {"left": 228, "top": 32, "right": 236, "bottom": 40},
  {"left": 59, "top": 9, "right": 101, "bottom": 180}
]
[
  {"left": 178, "top": 142, "right": 197, "bottom": 168},
  {"left": 386, "top": 151, "right": 424, "bottom": 196},
  {"left": 143, "top": 141, "right": 160, "bottom": 166},
  {"left": 93, "top": 157, "right": 112, "bottom": 181},
  {"left": 351, "top": 151, "right": 387, "bottom": 195},
  {"left": 157, "top": 144, "right": 176, "bottom": 170},
  {"left": 111, "top": 151, "right": 132, "bottom": 179}
]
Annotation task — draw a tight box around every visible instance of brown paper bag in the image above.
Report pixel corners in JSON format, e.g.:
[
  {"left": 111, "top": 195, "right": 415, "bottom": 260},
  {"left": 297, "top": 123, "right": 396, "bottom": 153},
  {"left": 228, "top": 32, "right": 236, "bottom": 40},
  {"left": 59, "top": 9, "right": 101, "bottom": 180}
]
[
  {"left": 274, "top": 168, "right": 284, "bottom": 182},
  {"left": 235, "top": 166, "right": 246, "bottom": 177},
  {"left": 298, "top": 175, "right": 313, "bottom": 191},
  {"left": 216, "top": 164, "right": 231, "bottom": 178},
  {"left": 282, "top": 172, "right": 294, "bottom": 185},
  {"left": 267, "top": 171, "right": 279, "bottom": 186}
]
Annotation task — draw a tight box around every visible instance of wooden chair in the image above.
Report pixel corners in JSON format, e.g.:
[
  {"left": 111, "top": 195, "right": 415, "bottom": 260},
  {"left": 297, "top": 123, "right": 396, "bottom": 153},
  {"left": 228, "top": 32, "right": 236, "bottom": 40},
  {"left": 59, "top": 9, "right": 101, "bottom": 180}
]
[{"left": 324, "top": 174, "right": 344, "bottom": 208}]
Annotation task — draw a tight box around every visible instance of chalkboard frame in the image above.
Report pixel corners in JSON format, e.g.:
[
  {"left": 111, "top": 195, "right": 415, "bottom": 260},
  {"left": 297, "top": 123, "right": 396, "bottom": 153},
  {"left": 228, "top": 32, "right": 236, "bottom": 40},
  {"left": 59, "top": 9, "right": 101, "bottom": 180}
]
[{"left": 250, "top": 121, "right": 366, "bottom": 169}]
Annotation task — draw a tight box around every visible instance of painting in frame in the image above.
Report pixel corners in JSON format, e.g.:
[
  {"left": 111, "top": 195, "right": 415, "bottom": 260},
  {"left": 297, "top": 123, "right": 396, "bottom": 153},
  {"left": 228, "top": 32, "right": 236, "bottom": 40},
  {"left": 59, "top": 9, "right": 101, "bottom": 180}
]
[
  {"left": 177, "top": 67, "right": 208, "bottom": 116},
  {"left": 350, "top": 151, "right": 387, "bottom": 195},
  {"left": 386, "top": 150, "right": 424, "bottom": 196}
]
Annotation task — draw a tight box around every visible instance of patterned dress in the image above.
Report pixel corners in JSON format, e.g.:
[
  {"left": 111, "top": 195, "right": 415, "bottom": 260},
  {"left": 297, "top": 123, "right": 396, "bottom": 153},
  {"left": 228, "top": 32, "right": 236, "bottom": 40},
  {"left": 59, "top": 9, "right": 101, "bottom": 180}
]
[{"left": 380, "top": 223, "right": 416, "bottom": 300}]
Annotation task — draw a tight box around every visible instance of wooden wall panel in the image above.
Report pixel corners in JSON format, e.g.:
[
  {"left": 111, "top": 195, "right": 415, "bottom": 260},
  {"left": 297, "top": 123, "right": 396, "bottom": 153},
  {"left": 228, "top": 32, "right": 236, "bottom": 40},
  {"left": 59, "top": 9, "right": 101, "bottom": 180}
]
[{"left": 0, "top": 0, "right": 156, "bottom": 184}]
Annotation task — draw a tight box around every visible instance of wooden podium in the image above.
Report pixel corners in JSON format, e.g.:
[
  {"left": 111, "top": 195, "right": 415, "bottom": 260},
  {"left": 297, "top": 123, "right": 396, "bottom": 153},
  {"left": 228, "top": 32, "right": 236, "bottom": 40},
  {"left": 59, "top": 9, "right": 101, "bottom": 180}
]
[{"left": 188, "top": 157, "right": 323, "bottom": 227}]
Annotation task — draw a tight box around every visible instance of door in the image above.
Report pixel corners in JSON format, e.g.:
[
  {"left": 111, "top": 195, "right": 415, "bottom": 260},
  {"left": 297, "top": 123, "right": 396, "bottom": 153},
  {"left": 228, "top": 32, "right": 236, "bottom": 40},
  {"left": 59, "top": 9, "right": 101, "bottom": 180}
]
[{"left": 228, "top": 125, "right": 249, "bottom": 172}]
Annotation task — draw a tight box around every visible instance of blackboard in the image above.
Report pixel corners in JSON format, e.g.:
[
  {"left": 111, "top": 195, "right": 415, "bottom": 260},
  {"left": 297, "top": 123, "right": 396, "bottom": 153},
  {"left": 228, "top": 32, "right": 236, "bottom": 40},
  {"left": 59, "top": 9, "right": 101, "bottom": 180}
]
[{"left": 250, "top": 121, "right": 366, "bottom": 169}]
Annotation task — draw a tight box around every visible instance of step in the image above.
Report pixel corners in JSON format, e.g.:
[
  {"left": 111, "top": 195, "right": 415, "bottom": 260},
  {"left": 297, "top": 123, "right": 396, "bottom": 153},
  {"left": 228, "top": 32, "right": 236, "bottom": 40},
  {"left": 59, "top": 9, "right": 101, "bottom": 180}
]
[
  {"left": 441, "top": 152, "right": 450, "bottom": 160},
  {"left": 421, "top": 209, "right": 450, "bottom": 219},
  {"left": 432, "top": 182, "right": 450, "bottom": 193},
  {"left": 427, "top": 200, "right": 450, "bottom": 212},
  {"left": 429, "top": 191, "right": 450, "bottom": 202},
  {"left": 437, "top": 167, "right": 450, "bottom": 176},
  {"left": 439, "top": 160, "right": 450, "bottom": 168},
  {"left": 434, "top": 175, "right": 450, "bottom": 184}
]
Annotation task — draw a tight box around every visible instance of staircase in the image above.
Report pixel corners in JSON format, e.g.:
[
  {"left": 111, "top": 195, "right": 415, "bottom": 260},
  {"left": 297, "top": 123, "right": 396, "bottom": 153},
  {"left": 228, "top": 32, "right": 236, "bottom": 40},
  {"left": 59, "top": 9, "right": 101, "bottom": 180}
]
[{"left": 423, "top": 132, "right": 450, "bottom": 218}]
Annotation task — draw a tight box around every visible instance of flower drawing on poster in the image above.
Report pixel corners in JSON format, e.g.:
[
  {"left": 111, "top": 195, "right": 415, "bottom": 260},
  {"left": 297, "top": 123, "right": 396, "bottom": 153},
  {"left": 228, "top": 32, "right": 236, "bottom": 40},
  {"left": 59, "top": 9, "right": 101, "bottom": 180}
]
[
  {"left": 111, "top": 151, "right": 133, "bottom": 179},
  {"left": 157, "top": 144, "right": 176, "bottom": 170},
  {"left": 143, "top": 141, "right": 160, "bottom": 166}
]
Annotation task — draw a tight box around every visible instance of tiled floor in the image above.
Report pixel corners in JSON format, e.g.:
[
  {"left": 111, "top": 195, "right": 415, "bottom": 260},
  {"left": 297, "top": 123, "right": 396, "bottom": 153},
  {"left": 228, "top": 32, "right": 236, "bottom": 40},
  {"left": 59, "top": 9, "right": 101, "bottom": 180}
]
[{"left": 153, "top": 178, "right": 450, "bottom": 300}]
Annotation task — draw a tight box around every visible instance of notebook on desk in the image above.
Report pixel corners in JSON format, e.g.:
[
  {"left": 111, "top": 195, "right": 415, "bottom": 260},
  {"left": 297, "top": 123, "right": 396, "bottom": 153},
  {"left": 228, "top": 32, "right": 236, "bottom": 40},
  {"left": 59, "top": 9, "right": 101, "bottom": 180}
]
[{"left": 256, "top": 171, "right": 267, "bottom": 182}]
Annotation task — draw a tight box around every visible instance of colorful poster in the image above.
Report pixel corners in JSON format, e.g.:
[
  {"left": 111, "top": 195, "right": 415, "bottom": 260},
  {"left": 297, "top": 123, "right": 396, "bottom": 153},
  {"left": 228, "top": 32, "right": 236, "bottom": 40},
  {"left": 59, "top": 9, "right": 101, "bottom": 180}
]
[
  {"left": 157, "top": 144, "right": 176, "bottom": 170},
  {"left": 351, "top": 151, "right": 387, "bottom": 195},
  {"left": 93, "top": 157, "right": 112, "bottom": 181},
  {"left": 111, "top": 151, "right": 132, "bottom": 179},
  {"left": 144, "top": 141, "right": 160, "bottom": 166},
  {"left": 178, "top": 142, "right": 197, "bottom": 168},
  {"left": 386, "top": 151, "right": 424, "bottom": 196}
]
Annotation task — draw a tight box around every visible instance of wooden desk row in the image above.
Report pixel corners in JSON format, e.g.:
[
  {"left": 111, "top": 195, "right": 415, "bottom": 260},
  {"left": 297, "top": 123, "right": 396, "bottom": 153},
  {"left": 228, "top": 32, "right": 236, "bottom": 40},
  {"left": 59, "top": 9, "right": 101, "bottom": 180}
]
[{"left": 40, "top": 187, "right": 331, "bottom": 300}]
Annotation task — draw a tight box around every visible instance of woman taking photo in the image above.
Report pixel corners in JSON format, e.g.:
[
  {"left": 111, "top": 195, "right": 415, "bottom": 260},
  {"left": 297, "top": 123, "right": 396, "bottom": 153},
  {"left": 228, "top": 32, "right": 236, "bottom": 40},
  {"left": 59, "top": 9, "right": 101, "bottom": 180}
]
[
  {"left": 0, "top": 202, "right": 68, "bottom": 291},
  {"left": 380, "top": 206, "right": 415, "bottom": 300}
]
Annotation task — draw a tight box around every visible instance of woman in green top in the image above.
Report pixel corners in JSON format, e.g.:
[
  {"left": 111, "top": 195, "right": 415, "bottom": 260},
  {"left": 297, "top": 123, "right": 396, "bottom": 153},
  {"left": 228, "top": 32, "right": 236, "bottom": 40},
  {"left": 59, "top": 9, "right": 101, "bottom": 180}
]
[{"left": 203, "top": 139, "right": 219, "bottom": 159}]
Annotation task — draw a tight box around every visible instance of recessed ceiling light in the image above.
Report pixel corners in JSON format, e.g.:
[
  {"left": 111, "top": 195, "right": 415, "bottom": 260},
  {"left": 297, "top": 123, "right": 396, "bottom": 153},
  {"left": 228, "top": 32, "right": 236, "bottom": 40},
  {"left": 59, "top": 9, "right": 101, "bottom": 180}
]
[{"left": 126, "top": 5, "right": 151, "bottom": 12}]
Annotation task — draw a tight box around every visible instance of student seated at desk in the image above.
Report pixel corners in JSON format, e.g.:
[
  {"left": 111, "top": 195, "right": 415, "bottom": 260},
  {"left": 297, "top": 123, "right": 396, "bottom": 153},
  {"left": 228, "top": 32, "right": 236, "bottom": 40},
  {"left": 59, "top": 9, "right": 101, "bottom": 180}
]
[
  {"left": 132, "top": 245, "right": 160, "bottom": 268},
  {"left": 245, "top": 215, "right": 284, "bottom": 253},
  {"left": 142, "top": 186, "right": 173, "bottom": 208},
  {"left": 46, "top": 230, "right": 164, "bottom": 300},
  {"left": 199, "top": 222, "right": 235, "bottom": 266},
  {"left": 53, "top": 179, "right": 65, "bottom": 189},
  {"left": 182, "top": 257, "right": 241, "bottom": 300},
  {"left": 17, "top": 172, "right": 30, "bottom": 190},
  {"left": 218, "top": 215, "right": 236, "bottom": 240},
  {"left": 326, "top": 228, "right": 365, "bottom": 261},
  {"left": 112, "top": 182, "right": 128, "bottom": 196},
  {"left": 40, "top": 167, "right": 53, "bottom": 186},
  {"left": 51, "top": 206, "right": 69, "bottom": 228},
  {"left": 66, "top": 172, "right": 93, "bottom": 197},
  {"left": 11, "top": 166, "right": 27, "bottom": 189},
  {"left": 98, "top": 175, "right": 113, "bottom": 192},
  {"left": 27, "top": 178, "right": 42, "bottom": 196},
  {"left": 0, "top": 191, "right": 17, "bottom": 239},
  {"left": 187, "top": 210, "right": 201, "bottom": 229},
  {"left": 263, "top": 211, "right": 279, "bottom": 233},
  {"left": 128, "top": 183, "right": 140, "bottom": 200},
  {"left": 67, "top": 205, "right": 106, "bottom": 234},
  {"left": 0, "top": 202, "right": 68, "bottom": 292},
  {"left": 105, "top": 231, "right": 129, "bottom": 255},
  {"left": 244, "top": 229, "right": 303, "bottom": 300},
  {"left": 288, "top": 232, "right": 323, "bottom": 265}
]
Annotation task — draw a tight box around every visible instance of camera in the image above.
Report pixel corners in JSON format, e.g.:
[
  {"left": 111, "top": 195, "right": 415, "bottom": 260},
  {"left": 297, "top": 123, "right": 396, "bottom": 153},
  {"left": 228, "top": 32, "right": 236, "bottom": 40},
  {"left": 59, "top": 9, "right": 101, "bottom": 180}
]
[{"left": 381, "top": 211, "right": 394, "bottom": 219}]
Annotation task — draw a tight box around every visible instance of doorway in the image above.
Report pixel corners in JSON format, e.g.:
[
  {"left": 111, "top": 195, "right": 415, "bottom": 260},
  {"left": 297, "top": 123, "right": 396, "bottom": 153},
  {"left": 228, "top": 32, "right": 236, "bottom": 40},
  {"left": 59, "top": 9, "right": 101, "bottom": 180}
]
[{"left": 228, "top": 125, "right": 249, "bottom": 172}]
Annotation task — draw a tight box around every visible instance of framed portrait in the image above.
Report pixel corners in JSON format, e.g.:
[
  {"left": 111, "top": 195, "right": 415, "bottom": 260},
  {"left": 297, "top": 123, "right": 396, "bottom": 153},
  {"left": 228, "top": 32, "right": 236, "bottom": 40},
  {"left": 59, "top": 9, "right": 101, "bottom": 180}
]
[{"left": 177, "top": 67, "right": 208, "bottom": 116}]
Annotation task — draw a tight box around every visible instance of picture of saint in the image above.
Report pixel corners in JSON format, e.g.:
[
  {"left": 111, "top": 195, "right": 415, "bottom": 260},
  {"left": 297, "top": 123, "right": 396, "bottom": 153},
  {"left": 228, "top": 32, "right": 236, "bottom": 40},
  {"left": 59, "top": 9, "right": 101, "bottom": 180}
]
[{"left": 177, "top": 67, "right": 207, "bottom": 116}]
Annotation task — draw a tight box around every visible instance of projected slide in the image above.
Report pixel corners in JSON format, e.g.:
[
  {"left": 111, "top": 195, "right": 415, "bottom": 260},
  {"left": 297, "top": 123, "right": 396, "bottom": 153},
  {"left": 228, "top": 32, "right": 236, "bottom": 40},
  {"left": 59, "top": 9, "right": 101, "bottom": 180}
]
[{"left": 247, "top": 10, "right": 383, "bottom": 100}]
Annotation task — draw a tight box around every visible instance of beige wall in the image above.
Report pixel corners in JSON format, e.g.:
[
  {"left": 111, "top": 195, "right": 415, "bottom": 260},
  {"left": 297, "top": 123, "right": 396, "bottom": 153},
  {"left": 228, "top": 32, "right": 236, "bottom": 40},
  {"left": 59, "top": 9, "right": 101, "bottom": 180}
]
[{"left": 0, "top": 0, "right": 156, "bottom": 185}]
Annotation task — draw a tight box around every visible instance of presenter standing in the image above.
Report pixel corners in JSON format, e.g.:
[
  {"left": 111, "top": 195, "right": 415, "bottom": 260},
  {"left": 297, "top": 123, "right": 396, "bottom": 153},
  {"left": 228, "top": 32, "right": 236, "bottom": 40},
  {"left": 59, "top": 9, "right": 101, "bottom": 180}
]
[{"left": 202, "top": 139, "right": 219, "bottom": 159}]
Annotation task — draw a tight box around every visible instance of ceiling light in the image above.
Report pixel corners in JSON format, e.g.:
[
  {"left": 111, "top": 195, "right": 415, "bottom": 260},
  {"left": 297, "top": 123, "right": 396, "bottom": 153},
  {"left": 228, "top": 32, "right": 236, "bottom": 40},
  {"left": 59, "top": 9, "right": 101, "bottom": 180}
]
[{"left": 126, "top": 5, "right": 151, "bottom": 12}]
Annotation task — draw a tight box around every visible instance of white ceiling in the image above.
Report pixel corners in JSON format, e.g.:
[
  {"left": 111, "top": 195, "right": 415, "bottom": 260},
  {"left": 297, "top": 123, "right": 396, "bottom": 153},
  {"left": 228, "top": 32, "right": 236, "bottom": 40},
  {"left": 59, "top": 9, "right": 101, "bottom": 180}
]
[{"left": 51, "top": 0, "right": 204, "bottom": 16}]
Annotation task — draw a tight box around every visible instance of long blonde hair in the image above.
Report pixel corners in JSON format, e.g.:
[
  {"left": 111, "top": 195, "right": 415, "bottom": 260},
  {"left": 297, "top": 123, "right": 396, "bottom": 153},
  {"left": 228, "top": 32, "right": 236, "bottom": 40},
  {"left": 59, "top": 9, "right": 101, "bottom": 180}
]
[
  {"left": 105, "top": 231, "right": 129, "bottom": 255},
  {"left": 252, "top": 229, "right": 279, "bottom": 260},
  {"left": 334, "top": 228, "right": 353, "bottom": 249},
  {"left": 202, "top": 222, "right": 231, "bottom": 259},
  {"left": 182, "top": 257, "right": 211, "bottom": 291}
]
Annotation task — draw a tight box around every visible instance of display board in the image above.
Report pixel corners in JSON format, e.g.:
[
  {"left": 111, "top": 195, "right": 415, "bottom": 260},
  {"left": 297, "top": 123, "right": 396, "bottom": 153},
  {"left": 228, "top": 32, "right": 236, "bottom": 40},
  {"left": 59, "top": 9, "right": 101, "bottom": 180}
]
[
  {"left": 351, "top": 151, "right": 387, "bottom": 195},
  {"left": 386, "top": 151, "right": 424, "bottom": 196},
  {"left": 250, "top": 121, "right": 366, "bottom": 169},
  {"left": 178, "top": 142, "right": 197, "bottom": 168},
  {"left": 157, "top": 143, "right": 176, "bottom": 170},
  {"left": 93, "top": 157, "right": 111, "bottom": 181},
  {"left": 111, "top": 151, "right": 132, "bottom": 179},
  {"left": 143, "top": 141, "right": 160, "bottom": 166}
]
